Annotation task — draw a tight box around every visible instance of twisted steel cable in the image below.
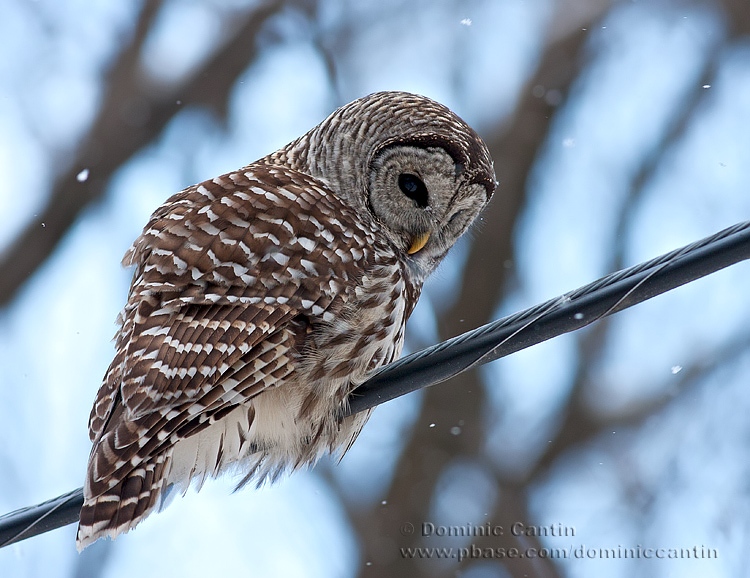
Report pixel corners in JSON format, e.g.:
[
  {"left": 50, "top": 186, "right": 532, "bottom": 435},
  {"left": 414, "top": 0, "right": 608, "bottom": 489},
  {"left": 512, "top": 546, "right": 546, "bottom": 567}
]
[{"left": 2, "top": 220, "right": 749, "bottom": 548}]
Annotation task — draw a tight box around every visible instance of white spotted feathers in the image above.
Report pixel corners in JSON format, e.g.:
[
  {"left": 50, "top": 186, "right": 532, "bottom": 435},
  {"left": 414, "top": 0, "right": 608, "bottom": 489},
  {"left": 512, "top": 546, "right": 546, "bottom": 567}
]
[{"left": 77, "top": 91, "right": 496, "bottom": 549}]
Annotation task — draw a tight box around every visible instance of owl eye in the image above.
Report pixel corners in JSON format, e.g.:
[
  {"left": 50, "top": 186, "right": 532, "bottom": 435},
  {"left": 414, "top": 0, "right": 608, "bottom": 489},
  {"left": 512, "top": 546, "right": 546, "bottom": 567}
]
[{"left": 398, "top": 173, "right": 429, "bottom": 208}]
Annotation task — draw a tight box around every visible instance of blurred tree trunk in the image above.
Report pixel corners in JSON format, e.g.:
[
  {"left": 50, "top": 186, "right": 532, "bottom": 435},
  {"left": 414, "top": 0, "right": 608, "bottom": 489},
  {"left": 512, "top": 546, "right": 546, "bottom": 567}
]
[{"left": 353, "top": 3, "right": 612, "bottom": 575}]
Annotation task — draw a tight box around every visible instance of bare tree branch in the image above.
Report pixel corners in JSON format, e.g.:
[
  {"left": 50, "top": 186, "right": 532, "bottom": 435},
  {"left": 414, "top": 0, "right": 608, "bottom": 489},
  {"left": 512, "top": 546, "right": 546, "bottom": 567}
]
[
  {"left": 718, "top": 0, "right": 750, "bottom": 36},
  {"left": 0, "top": 0, "right": 286, "bottom": 307},
  {"left": 531, "top": 0, "right": 750, "bottom": 481},
  {"left": 532, "top": 329, "right": 750, "bottom": 480}
]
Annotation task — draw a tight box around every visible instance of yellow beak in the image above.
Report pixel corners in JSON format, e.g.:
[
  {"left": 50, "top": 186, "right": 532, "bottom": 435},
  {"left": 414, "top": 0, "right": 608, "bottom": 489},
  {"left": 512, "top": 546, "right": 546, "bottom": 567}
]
[{"left": 407, "top": 231, "right": 431, "bottom": 255}]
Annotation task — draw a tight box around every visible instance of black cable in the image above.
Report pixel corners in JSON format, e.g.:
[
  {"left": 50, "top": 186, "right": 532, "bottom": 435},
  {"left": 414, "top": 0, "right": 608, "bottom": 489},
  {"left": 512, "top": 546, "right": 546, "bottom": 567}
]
[
  {"left": 348, "top": 220, "right": 750, "bottom": 413},
  {"left": 0, "top": 489, "right": 83, "bottom": 548},
  {"left": 1, "top": 220, "right": 749, "bottom": 549}
]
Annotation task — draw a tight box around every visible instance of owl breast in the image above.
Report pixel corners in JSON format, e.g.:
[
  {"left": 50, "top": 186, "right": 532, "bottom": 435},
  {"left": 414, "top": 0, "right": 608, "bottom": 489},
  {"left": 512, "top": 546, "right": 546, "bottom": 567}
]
[{"left": 165, "top": 258, "right": 415, "bottom": 491}]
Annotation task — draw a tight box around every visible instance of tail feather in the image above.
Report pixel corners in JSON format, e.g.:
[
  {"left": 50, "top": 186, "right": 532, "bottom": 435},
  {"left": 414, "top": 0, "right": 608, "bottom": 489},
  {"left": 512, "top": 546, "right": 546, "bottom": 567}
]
[{"left": 76, "top": 452, "right": 170, "bottom": 551}]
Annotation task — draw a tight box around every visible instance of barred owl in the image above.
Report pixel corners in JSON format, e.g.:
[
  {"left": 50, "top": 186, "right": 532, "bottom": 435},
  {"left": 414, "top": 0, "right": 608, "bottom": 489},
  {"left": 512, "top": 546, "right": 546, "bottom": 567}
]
[{"left": 77, "top": 91, "right": 496, "bottom": 549}]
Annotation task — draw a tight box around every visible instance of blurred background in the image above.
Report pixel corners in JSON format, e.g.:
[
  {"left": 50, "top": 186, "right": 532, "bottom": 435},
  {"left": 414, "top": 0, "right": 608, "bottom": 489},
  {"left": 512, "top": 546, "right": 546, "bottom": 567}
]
[{"left": 1, "top": 0, "right": 750, "bottom": 576}]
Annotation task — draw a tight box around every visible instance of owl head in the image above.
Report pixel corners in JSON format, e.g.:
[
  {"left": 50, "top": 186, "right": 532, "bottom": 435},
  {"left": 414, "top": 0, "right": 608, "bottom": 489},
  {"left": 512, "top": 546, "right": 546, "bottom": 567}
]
[{"left": 282, "top": 91, "right": 497, "bottom": 277}]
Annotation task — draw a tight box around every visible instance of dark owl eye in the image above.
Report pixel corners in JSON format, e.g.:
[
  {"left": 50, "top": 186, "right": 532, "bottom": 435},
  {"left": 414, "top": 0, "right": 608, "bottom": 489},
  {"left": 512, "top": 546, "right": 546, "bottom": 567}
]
[{"left": 398, "top": 173, "right": 429, "bottom": 208}]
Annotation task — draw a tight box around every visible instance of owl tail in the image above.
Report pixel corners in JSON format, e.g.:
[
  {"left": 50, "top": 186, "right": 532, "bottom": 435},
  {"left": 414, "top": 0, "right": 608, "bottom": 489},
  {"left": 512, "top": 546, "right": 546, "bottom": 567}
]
[{"left": 76, "top": 452, "right": 171, "bottom": 551}]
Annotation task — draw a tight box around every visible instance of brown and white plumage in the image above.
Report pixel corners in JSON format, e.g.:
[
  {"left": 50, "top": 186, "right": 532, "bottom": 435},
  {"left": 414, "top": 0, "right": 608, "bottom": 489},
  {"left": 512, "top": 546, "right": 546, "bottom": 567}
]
[{"left": 77, "top": 91, "right": 496, "bottom": 549}]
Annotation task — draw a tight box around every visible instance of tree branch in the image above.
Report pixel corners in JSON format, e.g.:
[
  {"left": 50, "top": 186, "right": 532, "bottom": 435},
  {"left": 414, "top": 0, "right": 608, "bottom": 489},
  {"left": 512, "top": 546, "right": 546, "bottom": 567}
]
[{"left": 0, "top": 0, "right": 286, "bottom": 307}]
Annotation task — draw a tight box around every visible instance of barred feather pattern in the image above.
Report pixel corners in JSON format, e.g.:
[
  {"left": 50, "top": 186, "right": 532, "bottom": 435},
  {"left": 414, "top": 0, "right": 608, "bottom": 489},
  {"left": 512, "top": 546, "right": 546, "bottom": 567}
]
[{"left": 77, "top": 91, "right": 496, "bottom": 550}]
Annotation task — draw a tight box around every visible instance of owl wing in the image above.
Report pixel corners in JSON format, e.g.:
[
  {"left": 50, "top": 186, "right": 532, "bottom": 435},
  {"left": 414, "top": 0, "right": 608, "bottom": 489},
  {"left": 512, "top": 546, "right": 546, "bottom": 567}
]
[
  {"left": 79, "top": 165, "right": 386, "bottom": 547},
  {"left": 88, "top": 164, "right": 377, "bottom": 445}
]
